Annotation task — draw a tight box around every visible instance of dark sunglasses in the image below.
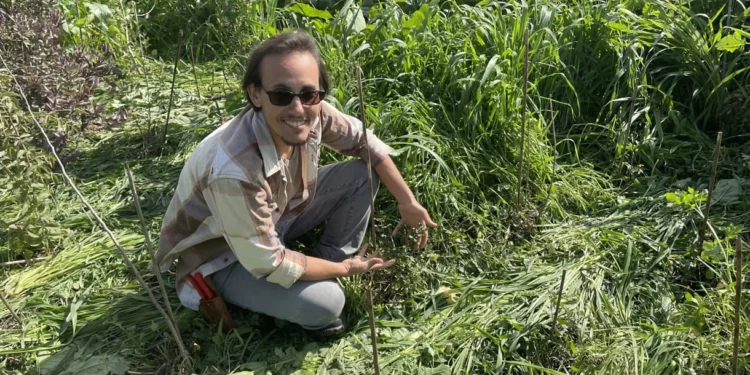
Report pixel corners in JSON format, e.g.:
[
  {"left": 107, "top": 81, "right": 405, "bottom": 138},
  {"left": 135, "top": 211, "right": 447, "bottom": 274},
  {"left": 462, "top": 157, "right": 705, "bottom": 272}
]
[{"left": 263, "top": 88, "right": 326, "bottom": 106}]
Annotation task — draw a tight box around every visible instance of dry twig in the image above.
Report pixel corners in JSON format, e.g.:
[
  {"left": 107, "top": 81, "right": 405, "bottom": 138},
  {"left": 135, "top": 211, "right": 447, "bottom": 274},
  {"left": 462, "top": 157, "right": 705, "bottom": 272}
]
[{"left": 0, "top": 52, "right": 192, "bottom": 370}]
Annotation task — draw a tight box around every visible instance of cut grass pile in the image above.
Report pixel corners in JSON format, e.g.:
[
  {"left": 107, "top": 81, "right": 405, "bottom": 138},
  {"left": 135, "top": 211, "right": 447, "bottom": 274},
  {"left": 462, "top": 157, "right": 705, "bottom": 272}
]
[{"left": 2, "top": 0, "right": 750, "bottom": 374}]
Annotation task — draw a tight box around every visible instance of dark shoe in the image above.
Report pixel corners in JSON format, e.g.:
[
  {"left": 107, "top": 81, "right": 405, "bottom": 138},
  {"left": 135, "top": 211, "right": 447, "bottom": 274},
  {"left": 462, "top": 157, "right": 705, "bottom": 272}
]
[{"left": 311, "top": 316, "right": 346, "bottom": 337}]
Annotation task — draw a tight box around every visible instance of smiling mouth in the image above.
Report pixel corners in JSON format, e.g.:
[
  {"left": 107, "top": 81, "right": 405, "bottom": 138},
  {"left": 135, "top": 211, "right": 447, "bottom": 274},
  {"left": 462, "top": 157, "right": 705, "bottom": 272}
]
[{"left": 283, "top": 119, "right": 308, "bottom": 129}]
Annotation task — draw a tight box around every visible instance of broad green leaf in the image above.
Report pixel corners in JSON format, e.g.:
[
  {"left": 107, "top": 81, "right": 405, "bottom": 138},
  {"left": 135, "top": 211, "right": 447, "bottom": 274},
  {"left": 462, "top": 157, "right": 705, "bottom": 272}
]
[
  {"left": 287, "top": 3, "right": 332, "bottom": 20},
  {"left": 38, "top": 346, "right": 75, "bottom": 375},
  {"left": 715, "top": 30, "right": 745, "bottom": 53},
  {"left": 665, "top": 192, "right": 680, "bottom": 204},
  {"left": 83, "top": 2, "right": 113, "bottom": 25},
  {"left": 403, "top": 4, "right": 429, "bottom": 29},
  {"left": 60, "top": 354, "right": 130, "bottom": 375},
  {"left": 64, "top": 298, "right": 84, "bottom": 335},
  {"left": 607, "top": 22, "right": 629, "bottom": 32},
  {"left": 339, "top": 0, "right": 366, "bottom": 33},
  {"left": 711, "top": 178, "right": 742, "bottom": 204}
]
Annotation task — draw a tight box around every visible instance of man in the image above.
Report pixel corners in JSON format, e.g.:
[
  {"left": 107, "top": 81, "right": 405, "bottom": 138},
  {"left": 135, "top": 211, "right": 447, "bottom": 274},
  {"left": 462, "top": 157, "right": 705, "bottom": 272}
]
[{"left": 154, "top": 31, "right": 436, "bottom": 336}]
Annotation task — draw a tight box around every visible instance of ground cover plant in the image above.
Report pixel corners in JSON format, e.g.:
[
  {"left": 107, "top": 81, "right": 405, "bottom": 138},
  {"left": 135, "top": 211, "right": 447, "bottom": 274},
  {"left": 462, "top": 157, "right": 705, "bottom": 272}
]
[{"left": 1, "top": 0, "right": 749, "bottom": 373}]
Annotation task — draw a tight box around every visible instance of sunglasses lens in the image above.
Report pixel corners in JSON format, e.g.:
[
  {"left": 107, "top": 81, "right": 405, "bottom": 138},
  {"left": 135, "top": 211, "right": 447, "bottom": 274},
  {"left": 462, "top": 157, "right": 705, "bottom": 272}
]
[
  {"left": 268, "top": 91, "right": 295, "bottom": 106},
  {"left": 299, "top": 91, "right": 319, "bottom": 104},
  {"left": 266, "top": 90, "right": 324, "bottom": 106}
]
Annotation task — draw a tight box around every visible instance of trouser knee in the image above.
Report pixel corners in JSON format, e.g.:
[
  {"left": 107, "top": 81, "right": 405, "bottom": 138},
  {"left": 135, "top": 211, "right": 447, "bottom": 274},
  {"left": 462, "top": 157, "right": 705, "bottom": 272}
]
[{"left": 293, "top": 281, "right": 346, "bottom": 329}]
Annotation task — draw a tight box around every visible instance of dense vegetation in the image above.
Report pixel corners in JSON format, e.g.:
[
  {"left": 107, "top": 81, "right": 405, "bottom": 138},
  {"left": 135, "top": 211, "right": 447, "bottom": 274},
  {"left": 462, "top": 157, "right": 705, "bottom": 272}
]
[{"left": 1, "top": 0, "right": 749, "bottom": 373}]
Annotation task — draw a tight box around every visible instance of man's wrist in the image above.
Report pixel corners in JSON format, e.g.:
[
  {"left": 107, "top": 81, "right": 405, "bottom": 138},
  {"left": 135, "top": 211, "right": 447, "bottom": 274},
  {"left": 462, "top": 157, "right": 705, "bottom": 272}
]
[
  {"left": 396, "top": 194, "right": 417, "bottom": 206},
  {"left": 339, "top": 259, "right": 351, "bottom": 277}
]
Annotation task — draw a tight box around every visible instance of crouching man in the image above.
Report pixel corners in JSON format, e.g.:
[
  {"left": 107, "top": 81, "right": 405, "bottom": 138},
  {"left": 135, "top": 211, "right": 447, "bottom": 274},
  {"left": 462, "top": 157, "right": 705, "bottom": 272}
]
[{"left": 154, "top": 31, "right": 436, "bottom": 336}]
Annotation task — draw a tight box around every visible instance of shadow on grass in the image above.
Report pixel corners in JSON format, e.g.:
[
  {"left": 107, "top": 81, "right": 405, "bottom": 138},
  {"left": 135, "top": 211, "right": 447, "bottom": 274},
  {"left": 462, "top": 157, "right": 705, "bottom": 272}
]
[{"left": 30, "top": 277, "right": 360, "bottom": 375}]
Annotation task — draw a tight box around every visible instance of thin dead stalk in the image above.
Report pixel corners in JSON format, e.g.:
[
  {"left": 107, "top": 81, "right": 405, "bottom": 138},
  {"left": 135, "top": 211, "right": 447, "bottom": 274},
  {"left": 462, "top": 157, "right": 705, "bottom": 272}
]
[
  {"left": 732, "top": 236, "right": 742, "bottom": 375},
  {"left": 722, "top": 0, "right": 734, "bottom": 80},
  {"left": 125, "top": 164, "right": 178, "bottom": 331},
  {"left": 0, "top": 256, "right": 49, "bottom": 267},
  {"left": 0, "top": 292, "right": 22, "bottom": 326},
  {"left": 699, "top": 132, "right": 722, "bottom": 249},
  {"left": 0, "top": 53, "right": 192, "bottom": 369},
  {"left": 131, "top": 0, "right": 153, "bottom": 139},
  {"left": 541, "top": 96, "right": 557, "bottom": 216},
  {"left": 625, "top": 79, "right": 638, "bottom": 168},
  {"left": 189, "top": 44, "right": 201, "bottom": 101},
  {"left": 551, "top": 268, "right": 566, "bottom": 334},
  {"left": 516, "top": 28, "right": 529, "bottom": 210},
  {"left": 160, "top": 30, "right": 183, "bottom": 146},
  {"left": 356, "top": 66, "right": 381, "bottom": 375}
]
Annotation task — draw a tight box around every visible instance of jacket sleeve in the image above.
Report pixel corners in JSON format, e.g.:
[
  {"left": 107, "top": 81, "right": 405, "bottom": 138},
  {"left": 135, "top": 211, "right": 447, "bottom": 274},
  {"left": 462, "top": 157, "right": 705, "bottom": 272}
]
[
  {"left": 318, "top": 101, "right": 392, "bottom": 167},
  {"left": 203, "top": 177, "right": 307, "bottom": 288}
]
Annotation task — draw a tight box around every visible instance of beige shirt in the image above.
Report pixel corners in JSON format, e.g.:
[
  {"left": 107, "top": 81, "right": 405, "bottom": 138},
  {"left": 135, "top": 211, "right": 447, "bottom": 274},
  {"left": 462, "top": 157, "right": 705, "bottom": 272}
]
[{"left": 154, "top": 101, "right": 391, "bottom": 309}]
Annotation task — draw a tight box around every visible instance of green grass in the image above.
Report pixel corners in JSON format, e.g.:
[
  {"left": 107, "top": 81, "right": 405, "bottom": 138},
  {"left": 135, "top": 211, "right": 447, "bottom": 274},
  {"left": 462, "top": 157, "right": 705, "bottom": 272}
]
[{"left": 2, "top": 0, "right": 750, "bottom": 374}]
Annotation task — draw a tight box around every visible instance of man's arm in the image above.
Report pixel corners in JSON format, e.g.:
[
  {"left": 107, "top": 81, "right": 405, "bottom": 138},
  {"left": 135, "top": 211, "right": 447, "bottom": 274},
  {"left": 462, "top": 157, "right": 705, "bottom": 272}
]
[
  {"left": 299, "top": 244, "right": 394, "bottom": 280},
  {"left": 373, "top": 154, "right": 437, "bottom": 250},
  {"left": 204, "top": 177, "right": 393, "bottom": 284},
  {"left": 317, "top": 101, "right": 437, "bottom": 249}
]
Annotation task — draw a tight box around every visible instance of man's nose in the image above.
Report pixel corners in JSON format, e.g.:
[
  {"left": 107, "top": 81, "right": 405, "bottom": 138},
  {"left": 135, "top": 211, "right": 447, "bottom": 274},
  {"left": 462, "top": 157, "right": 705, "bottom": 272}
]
[{"left": 288, "top": 96, "right": 304, "bottom": 112}]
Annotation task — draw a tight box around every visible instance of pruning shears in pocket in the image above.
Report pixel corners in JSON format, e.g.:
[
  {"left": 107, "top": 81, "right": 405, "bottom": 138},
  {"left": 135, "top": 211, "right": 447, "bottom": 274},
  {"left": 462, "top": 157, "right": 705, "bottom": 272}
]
[{"left": 187, "top": 272, "right": 235, "bottom": 332}]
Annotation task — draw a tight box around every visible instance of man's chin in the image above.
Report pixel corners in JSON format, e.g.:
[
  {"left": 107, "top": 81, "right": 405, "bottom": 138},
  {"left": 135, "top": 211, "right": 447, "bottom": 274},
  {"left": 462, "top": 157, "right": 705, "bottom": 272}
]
[
  {"left": 282, "top": 129, "right": 310, "bottom": 146},
  {"left": 282, "top": 135, "right": 308, "bottom": 146}
]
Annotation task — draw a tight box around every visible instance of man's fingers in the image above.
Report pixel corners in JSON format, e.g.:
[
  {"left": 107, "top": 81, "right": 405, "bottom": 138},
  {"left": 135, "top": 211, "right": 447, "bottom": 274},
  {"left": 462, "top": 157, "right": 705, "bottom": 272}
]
[
  {"left": 358, "top": 243, "right": 368, "bottom": 257},
  {"left": 367, "top": 258, "right": 384, "bottom": 269},
  {"left": 426, "top": 217, "right": 438, "bottom": 227},
  {"left": 392, "top": 221, "right": 404, "bottom": 237},
  {"left": 371, "top": 258, "right": 396, "bottom": 271},
  {"left": 420, "top": 230, "right": 429, "bottom": 249}
]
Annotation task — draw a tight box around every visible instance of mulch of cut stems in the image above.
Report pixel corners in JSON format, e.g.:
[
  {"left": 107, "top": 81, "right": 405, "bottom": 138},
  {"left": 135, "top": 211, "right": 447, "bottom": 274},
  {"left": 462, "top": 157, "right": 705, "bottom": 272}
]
[{"left": 2, "top": 0, "right": 750, "bottom": 374}]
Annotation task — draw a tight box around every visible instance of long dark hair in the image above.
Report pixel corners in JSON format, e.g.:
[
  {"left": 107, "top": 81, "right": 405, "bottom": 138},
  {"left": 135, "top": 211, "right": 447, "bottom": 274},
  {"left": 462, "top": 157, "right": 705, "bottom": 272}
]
[{"left": 242, "top": 31, "right": 331, "bottom": 110}]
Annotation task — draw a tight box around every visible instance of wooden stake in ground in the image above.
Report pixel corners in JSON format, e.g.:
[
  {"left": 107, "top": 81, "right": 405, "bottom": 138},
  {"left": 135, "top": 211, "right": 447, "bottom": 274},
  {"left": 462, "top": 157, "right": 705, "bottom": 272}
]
[
  {"left": 356, "top": 66, "right": 381, "bottom": 375},
  {"left": 0, "top": 53, "right": 192, "bottom": 370},
  {"left": 515, "top": 28, "right": 529, "bottom": 210},
  {"left": 698, "top": 132, "right": 722, "bottom": 249},
  {"left": 551, "top": 267, "right": 566, "bottom": 334},
  {"left": 190, "top": 44, "right": 201, "bottom": 101},
  {"left": 732, "top": 236, "right": 742, "bottom": 375},
  {"left": 161, "top": 30, "right": 183, "bottom": 146},
  {"left": 541, "top": 95, "right": 557, "bottom": 216}
]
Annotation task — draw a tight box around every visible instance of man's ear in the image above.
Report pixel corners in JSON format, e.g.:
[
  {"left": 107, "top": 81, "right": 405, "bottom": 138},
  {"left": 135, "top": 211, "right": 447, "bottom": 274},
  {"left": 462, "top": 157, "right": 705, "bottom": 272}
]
[{"left": 247, "top": 85, "right": 262, "bottom": 108}]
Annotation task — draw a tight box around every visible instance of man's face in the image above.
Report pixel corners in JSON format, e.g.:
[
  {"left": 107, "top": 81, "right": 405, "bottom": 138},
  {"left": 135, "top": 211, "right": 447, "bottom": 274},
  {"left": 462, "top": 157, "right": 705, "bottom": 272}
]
[{"left": 248, "top": 51, "right": 322, "bottom": 148}]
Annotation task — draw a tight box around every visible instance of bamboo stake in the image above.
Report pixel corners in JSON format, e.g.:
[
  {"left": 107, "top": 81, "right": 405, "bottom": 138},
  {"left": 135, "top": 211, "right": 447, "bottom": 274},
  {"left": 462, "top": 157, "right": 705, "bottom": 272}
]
[
  {"left": 625, "top": 78, "right": 638, "bottom": 169},
  {"left": 721, "top": 0, "right": 734, "bottom": 80},
  {"left": 551, "top": 268, "right": 566, "bottom": 334},
  {"left": 732, "top": 236, "right": 742, "bottom": 375},
  {"left": 189, "top": 44, "right": 201, "bottom": 101},
  {"left": 131, "top": 0, "right": 154, "bottom": 146},
  {"left": 160, "top": 30, "right": 183, "bottom": 146},
  {"left": 516, "top": 28, "right": 529, "bottom": 210},
  {"left": 125, "top": 164, "right": 178, "bottom": 331},
  {"left": 0, "top": 53, "right": 192, "bottom": 369},
  {"left": 356, "top": 66, "right": 381, "bottom": 375},
  {"left": 699, "top": 132, "right": 722, "bottom": 249},
  {"left": 541, "top": 96, "right": 557, "bottom": 216},
  {"left": 0, "top": 292, "right": 22, "bottom": 326}
]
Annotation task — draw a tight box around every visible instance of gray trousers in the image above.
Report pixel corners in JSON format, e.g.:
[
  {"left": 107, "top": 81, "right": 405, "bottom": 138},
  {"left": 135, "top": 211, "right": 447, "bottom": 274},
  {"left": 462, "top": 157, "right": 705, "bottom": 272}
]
[{"left": 211, "top": 160, "right": 380, "bottom": 330}]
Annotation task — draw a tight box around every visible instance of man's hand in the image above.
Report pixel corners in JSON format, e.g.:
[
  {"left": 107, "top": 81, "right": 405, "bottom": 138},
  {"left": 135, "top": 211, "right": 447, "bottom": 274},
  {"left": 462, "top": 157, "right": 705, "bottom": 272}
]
[
  {"left": 343, "top": 244, "right": 396, "bottom": 276},
  {"left": 392, "top": 201, "right": 438, "bottom": 250}
]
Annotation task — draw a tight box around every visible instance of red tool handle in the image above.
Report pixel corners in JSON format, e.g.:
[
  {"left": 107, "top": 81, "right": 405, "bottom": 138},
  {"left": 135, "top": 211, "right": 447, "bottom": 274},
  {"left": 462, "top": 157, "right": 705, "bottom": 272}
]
[
  {"left": 186, "top": 275, "right": 208, "bottom": 300},
  {"left": 194, "top": 272, "right": 215, "bottom": 299}
]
